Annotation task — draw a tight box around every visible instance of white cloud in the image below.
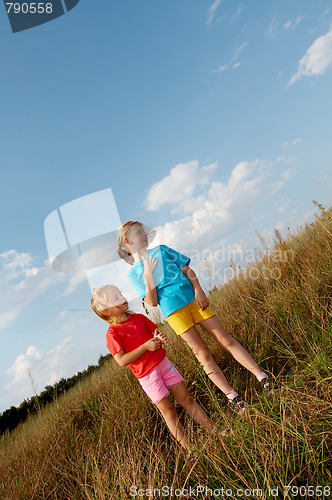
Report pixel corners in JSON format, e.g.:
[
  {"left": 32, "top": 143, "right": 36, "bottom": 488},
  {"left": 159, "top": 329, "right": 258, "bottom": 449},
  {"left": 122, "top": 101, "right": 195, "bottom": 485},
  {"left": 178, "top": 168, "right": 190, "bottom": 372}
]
[
  {"left": 5, "top": 338, "right": 73, "bottom": 396},
  {"left": 0, "top": 311, "right": 17, "bottom": 330},
  {"left": 62, "top": 314, "right": 91, "bottom": 332},
  {"left": 147, "top": 158, "right": 291, "bottom": 255},
  {"left": 284, "top": 16, "right": 302, "bottom": 30},
  {"left": 206, "top": 0, "right": 222, "bottom": 25},
  {"left": 280, "top": 168, "right": 294, "bottom": 182},
  {"left": 26, "top": 345, "right": 42, "bottom": 359},
  {"left": 232, "top": 41, "right": 248, "bottom": 61},
  {"left": 278, "top": 199, "right": 291, "bottom": 213},
  {"left": 231, "top": 4, "right": 243, "bottom": 23},
  {"left": 58, "top": 310, "right": 68, "bottom": 321},
  {"left": 0, "top": 250, "right": 33, "bottom": 277},
  {"left": 0, "top": 250, "right": 68, "bottom": 330},
  {"left": 266, "top": 17, "right": 279, "bottom": 39},
  {"left": 213, "top": 64, "right": 229, "bottom": 74},
  {"left": 213, "top": 41, "right": 247, "bottom": 74},
  {"left": 289, "top": 29, "right": 332, "bottom": 85},
  {"left": 294, "top": 16, "right": 303, "bottom": 27},
  {"left": 281, "top": 137, "right": 302, "bottom": 150},
  {"left": 144, "top": 161, "right": 217, "bottom": 212},
  {"left": 0, "top": 249, "right": 90, "bottom": 331},
  {"left": 62, "top": 272, "right": 87, "bottom": 296}
]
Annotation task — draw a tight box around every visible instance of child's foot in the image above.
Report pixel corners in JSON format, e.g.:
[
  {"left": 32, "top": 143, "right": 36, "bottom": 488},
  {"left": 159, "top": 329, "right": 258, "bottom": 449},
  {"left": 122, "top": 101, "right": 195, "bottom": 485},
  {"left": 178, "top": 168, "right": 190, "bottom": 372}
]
[
  {"left": 185, "top": 445, "right": 199, "bottom": 459},
  {"left": 209, "top": 425, "right": 232, "bottom": 438},
  {"left": 260, "top": 375, "right": 278, "bottom": 397},
  {"left": 228, "top": 395, "right": 247, "bottom": 415},
  {"left": 219, "top": 427, "right": 232, "bottom": 437}
]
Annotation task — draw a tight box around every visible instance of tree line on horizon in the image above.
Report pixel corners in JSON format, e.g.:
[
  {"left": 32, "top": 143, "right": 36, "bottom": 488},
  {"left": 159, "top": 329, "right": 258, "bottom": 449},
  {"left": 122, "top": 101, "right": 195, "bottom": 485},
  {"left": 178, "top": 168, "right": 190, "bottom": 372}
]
[{"left": 0, "top": 353, "right": 112, "bottom": 436}]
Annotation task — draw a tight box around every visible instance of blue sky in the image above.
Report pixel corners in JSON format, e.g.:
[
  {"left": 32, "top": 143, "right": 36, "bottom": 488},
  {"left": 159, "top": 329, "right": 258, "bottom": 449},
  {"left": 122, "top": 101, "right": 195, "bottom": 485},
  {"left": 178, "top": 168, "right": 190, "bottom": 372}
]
[{"left": 1, "top": 0, "right": 332, "bottom": 413}]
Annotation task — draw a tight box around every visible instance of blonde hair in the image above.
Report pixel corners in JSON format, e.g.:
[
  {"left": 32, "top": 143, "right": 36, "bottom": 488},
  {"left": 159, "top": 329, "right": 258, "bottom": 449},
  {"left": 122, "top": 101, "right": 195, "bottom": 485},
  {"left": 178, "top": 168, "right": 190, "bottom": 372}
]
[
  {"left": 91, "top": 285, "right": 132, "bottom": 324},
  {"left": 116, "top": 221, "right": 142, "bottom": 265}
]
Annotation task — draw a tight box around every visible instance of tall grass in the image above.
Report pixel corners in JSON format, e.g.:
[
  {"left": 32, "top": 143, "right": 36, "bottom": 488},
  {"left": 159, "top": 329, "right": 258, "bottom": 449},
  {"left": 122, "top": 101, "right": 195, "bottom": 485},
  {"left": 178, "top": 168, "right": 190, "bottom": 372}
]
[{"left": 1, "top": 206, "right": 331, "bottom": 499}]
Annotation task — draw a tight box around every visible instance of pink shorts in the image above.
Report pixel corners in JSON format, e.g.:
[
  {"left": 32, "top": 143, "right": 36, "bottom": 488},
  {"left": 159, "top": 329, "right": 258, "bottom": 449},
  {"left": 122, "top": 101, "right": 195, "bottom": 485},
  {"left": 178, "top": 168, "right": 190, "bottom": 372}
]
[{"left": 138, "top": 357, "right": 184, "bottom": 404}]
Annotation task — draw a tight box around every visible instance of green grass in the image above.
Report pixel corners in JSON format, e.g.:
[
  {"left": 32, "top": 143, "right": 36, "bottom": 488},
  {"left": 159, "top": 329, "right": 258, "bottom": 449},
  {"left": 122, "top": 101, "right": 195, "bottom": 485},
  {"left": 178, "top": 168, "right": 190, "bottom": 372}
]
[{"left": 1, "top": 205, "right": 332, "bottom": 499}]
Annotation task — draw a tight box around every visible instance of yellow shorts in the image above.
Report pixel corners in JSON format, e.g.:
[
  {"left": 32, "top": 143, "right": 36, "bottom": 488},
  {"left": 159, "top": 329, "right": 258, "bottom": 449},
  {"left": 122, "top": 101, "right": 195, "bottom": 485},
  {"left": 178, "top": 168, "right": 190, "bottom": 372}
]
[{"left": 167, "top": 300, "right": 215, "bottom": 335}]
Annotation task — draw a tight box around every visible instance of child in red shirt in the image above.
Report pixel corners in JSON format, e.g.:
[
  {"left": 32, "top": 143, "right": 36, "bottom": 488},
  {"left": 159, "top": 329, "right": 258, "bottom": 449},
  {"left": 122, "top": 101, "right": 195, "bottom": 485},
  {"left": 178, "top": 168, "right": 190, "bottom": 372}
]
[{"left": 91, "top": 284, "right": 220, "bottom": 451}]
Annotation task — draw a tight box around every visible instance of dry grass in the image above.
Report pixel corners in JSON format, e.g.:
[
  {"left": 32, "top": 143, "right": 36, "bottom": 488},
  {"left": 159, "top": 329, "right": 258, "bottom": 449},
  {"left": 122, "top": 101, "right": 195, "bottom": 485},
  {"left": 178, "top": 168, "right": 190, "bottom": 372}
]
[{"left": 1, "top": 206, "right": 332, "bottom": 499}]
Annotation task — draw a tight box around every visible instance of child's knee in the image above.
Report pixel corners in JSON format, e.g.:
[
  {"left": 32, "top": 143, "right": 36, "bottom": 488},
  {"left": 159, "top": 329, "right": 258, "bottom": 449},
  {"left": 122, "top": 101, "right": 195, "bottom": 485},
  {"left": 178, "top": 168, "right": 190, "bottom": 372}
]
[
  {"left": 159, "top": 402, "right": 178, "bottom": 420},
  {"left": 194, "top": 346, "right": 213, "bottom": 365},
  {"left": 222, "top": 335, "right": 236, "bottom": 350},
  {"left": 178, "top": 392, "right": 195, "bottom": 409}
]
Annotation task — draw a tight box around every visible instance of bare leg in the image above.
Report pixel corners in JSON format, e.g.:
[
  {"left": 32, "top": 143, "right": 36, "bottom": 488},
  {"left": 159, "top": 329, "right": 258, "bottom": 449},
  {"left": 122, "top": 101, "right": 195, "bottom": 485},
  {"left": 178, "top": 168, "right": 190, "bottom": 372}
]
[
  {"left": 180, "top": 327, "right": 234, "bottom": 395},
  {"left": 155, "top": 395, "right": 189, "bottom": 450},
  {"left": 199, "top": 316, "right": 263, "bottom": 378},
  {"left": 169, "top": 381, "right": 215, "bottom": 433}
]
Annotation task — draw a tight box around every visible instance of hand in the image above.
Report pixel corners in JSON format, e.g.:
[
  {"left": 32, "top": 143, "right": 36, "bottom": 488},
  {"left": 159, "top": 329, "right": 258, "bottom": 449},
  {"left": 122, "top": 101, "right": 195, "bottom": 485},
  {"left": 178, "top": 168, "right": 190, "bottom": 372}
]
[
  {"left": 144, "top": 256, "right": 158, "bottom": 275},
  {"left": 153, "top": 329, "right": 167, "bottom": 345},
  {"left": 144, "top": 338, "right": 162, "bottom": 351},
  {"left": 195, "top": 289, "right": 209, "bottom": 310}
]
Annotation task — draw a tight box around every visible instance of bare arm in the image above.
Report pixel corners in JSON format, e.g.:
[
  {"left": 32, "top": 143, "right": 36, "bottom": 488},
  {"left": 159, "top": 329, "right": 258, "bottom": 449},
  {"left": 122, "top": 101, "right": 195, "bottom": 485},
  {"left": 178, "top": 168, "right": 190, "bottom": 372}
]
[
  {"left": 114, "top": 338, "right": 162, "bottom": 367},
  {"left": 181, "top": 265, "right": 209, "bottom": 310},
  {"left": 143, "top": 257, "right": 159, "bottom": 307}
]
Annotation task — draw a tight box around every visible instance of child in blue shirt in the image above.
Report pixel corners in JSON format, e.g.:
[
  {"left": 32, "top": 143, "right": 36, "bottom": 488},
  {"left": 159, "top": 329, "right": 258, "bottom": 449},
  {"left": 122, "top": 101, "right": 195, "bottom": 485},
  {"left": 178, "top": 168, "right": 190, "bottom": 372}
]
[{"left": 117, "top": 221, "right": 277, "bottom": 414}]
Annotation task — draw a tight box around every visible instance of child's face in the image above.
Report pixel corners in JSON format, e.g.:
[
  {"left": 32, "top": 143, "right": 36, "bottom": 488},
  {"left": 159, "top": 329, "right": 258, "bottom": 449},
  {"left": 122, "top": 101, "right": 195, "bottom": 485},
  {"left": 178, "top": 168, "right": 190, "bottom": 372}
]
[
  {"left": 104, "top": 286, "right": 128, "bottom": 315},
  {"left": 126, "top": 223, "right": 148, "bottom": 252}
]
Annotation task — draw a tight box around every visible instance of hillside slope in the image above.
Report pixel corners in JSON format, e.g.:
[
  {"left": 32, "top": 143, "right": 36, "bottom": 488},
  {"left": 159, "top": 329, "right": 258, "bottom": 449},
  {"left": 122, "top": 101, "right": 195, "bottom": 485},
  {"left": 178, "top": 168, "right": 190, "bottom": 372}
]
[{"left": 1, "top": 205, "right": 331, "bottom": 500}]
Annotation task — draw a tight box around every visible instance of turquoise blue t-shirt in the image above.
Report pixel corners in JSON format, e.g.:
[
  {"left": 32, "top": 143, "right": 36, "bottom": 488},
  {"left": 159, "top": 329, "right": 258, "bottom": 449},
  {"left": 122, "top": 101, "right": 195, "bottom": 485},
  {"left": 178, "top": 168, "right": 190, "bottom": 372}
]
[{"left": 128, "top": 245, "right": 195, "bottom": 318}]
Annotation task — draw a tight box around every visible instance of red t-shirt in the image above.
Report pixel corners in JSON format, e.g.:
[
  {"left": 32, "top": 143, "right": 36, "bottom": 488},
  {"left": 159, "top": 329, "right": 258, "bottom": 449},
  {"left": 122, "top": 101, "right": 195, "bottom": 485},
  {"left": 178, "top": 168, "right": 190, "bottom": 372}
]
[{"left": 106, "top": 313, "right": 166, "bottom": 379}]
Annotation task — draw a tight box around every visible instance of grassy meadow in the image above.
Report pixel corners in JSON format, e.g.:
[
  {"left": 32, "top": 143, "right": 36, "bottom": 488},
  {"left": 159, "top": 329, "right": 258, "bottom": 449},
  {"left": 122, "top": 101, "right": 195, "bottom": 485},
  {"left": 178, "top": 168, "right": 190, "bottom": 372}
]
[{"left": 1, "top": 205, "right": 331, "bottom": 500}]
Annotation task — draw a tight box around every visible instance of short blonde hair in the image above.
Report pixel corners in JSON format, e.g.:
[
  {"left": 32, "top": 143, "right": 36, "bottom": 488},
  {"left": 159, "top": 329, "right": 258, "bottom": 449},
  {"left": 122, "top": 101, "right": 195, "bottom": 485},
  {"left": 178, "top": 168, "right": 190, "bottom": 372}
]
[
  {"left": 116, "top": 221, "right": 142, "bottom": 265},
  {"left": 91, "top": 285, "right": 132, "bottom": 324}
]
